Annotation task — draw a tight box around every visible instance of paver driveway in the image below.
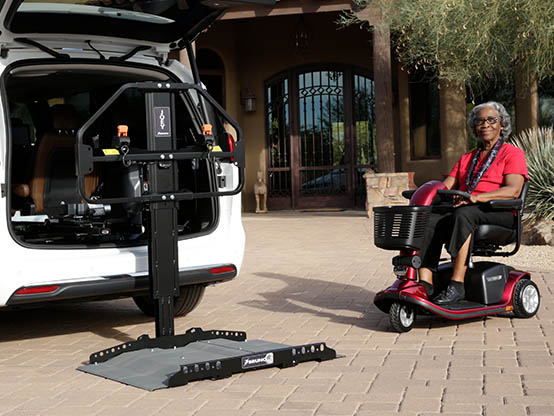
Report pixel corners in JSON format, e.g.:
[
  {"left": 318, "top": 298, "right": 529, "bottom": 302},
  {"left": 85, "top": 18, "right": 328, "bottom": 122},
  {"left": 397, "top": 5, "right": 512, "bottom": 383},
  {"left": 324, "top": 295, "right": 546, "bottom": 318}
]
[{"left": 0, "top": 211, "right": 553, "bottom": 416}]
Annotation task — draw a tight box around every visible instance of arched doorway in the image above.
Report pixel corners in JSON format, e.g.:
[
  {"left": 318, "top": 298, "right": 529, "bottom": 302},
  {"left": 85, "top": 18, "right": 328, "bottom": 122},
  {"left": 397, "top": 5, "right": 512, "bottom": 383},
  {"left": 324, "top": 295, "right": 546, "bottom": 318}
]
[{"left": 265, "top": 66, "right": 375, "bottom": 210}]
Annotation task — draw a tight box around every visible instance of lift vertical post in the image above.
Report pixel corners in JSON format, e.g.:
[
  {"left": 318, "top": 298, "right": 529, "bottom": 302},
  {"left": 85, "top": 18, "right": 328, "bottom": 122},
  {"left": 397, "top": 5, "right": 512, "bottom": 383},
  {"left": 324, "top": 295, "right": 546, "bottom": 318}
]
[{"left": 145, "top": 91, "right": 179, "bottom": 338}]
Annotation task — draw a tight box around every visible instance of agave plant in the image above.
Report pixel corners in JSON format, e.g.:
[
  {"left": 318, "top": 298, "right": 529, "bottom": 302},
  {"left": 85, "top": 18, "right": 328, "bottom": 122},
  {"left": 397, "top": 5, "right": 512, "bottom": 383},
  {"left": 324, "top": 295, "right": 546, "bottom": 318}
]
[{"left": 509, "top": 127, "right": 554, "bottom": 221}]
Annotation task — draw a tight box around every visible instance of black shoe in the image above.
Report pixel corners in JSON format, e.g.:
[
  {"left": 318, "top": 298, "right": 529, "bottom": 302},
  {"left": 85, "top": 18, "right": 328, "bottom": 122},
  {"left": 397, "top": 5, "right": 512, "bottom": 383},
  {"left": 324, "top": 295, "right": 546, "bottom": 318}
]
[{"left": 434, "top": 283, "right": 465, "bottom": 305}]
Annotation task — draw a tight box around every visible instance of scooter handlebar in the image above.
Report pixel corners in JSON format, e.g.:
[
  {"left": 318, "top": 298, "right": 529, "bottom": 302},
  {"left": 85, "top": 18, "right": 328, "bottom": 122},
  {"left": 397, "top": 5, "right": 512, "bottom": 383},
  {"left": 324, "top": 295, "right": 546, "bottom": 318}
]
[{"left": 437, "top": 189, "right": 472, "bottom": 200}]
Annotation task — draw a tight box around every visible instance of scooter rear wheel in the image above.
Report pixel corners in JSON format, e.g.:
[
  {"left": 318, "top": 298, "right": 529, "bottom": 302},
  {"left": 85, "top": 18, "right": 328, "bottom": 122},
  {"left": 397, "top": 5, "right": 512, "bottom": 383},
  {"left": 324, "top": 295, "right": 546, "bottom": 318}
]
[
  {"left": 389, "top": 302, "right": 416, "bottom": 332},
  {"left": 512, "top": 279, "right": 540, "bottom": 318}
]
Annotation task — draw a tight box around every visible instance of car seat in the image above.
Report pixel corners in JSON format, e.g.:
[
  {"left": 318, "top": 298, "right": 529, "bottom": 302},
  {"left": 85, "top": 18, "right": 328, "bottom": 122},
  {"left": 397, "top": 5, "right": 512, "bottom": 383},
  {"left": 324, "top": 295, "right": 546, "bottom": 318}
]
[{"left": 24, "top": 104, "right": 99, "bottom": 215}]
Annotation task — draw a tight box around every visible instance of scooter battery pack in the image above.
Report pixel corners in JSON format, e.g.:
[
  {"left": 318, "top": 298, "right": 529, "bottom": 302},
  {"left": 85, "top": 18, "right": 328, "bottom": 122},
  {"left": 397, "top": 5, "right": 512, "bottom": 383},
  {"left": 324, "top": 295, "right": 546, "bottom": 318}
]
[{"left": 465, "top": 262, "right": 512, "bottom": 305}]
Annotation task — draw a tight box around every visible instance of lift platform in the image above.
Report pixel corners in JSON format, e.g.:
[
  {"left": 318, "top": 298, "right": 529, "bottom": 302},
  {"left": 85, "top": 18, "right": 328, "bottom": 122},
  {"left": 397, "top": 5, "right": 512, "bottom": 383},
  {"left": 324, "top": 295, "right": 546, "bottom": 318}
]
[
  {"left": 79, "top": 328, "right": 337, "bottom": 390},
  {"left": 76, "top": 46, "right": 337, "bottom": 389}
]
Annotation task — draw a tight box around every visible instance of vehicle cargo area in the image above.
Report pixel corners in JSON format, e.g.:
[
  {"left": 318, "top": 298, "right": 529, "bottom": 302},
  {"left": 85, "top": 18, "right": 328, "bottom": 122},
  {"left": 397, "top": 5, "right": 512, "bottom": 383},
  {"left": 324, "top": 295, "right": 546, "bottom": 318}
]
[{"left": 7, "top": 63, "right": 223, "bottom": 246}]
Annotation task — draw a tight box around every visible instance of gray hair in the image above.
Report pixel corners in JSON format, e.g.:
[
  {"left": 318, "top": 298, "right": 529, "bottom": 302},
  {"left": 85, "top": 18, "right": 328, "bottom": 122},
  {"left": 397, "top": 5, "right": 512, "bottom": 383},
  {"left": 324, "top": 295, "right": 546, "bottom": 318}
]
[{"left": 467, "top": 101, "right": 512, "bottom": 140}]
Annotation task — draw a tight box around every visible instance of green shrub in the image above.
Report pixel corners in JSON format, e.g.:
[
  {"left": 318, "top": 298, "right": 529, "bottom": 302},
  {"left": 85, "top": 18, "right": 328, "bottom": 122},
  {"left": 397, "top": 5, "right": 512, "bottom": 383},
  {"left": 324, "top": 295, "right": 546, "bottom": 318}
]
[{"left": 509, "top": 127, "right": 554, "bottom": 220}]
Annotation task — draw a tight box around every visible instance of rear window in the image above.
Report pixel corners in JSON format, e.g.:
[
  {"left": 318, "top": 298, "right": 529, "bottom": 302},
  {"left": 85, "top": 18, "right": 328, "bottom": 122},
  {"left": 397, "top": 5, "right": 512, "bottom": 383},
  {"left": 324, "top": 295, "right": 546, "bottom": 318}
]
[{"left": 8, "top": 0, "right": 221, "bottom": 45}]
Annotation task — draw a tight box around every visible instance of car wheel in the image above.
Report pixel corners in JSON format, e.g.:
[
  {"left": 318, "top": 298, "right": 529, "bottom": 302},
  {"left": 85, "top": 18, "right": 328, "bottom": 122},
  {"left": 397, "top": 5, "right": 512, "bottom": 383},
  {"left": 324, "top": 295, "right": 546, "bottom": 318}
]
[
  {"left": 133, "top": 284, "right": 206, "bottom": 317},
  {"left": 389, "top": 302, "right": 416, "bottom": 332},
  {"left": 512, "top": 279, "right": 540, "bottom": 318}
]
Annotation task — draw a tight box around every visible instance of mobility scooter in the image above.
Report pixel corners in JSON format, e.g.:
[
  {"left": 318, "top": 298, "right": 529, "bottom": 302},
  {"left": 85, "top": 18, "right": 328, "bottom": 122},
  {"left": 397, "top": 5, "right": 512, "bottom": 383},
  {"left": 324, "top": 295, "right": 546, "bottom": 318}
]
[{"left": 373, "top": 180, "right": 540, "bottom": 332}]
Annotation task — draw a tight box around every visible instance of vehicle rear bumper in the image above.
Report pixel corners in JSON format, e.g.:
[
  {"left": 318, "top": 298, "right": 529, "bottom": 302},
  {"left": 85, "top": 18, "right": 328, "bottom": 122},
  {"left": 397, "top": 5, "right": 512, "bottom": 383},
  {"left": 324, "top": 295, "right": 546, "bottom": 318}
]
[{"left": 5, "top": 264, "right": 236, "bottom": 306}]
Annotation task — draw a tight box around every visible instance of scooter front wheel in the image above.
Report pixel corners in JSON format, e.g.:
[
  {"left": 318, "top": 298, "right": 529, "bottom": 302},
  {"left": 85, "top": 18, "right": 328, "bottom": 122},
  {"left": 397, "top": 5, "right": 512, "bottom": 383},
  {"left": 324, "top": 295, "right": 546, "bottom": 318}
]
[
  {"left": 389, "top": 302, "right": 416, "bottom": 332},
  {"left": 512, "top": 279, "right": 540, "bottom": 318}
]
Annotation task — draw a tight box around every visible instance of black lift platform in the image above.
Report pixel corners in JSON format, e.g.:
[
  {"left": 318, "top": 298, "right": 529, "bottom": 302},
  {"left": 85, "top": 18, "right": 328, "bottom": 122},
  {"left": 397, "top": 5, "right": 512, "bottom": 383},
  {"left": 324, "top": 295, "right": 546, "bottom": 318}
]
[
  {"left": 76, "top": 47, "right": 337, "bottom": 389},
  {"left": 79, "top": 328, "right": 337, "bottom": 390}
]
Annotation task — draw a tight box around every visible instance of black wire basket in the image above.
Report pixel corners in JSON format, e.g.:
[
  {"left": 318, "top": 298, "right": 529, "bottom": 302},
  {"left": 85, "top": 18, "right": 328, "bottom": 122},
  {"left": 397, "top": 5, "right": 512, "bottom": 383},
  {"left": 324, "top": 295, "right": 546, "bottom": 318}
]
[{"left": 373, "top": 205, "right": 431, "bottom": 251}]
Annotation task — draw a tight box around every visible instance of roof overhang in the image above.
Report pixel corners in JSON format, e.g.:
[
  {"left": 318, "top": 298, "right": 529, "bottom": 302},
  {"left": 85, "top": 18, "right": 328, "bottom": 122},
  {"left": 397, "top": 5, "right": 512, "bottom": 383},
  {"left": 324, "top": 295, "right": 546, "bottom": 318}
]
[{"left": 220, "top": 0, "right": 353, "bottom": 20}]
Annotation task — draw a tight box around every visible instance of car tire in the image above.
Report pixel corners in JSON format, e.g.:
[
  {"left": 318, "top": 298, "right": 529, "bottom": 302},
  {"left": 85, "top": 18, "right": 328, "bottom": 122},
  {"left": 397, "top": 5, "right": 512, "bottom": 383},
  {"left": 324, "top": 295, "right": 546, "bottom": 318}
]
[
  {"left": 389, "top": 301, "right": 416, "bottom": 332},
  {"left": 133, "top": 284, "right": 206, "bottom": 317},
  {"left": 512, "top": 279, "right": 540, "bottom": 318}
]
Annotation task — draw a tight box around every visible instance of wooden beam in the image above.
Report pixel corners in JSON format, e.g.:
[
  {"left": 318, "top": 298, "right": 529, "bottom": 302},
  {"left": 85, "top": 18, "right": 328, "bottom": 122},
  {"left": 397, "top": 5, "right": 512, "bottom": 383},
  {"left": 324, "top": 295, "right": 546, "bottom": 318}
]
[{"left": 220, "top": 0, "right": 352, "bottom": 20}]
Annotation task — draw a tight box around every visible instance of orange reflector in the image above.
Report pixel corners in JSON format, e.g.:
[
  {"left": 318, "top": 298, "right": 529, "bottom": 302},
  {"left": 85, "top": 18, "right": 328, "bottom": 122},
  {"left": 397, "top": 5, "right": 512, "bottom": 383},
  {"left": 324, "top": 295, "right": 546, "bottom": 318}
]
[
  {"left": 117, "top": 125, "right": 129, "bottom": 137},
  {"left": 506, "top": 306, "right": 513, "bottom": 311},
  {"left": 210, "top": 266, "right": 235, "bottom": 275},
  {"left": 15, "top": 285, "right": 60, "bottom": 295},
  {"left": 202, "top": 124, "right": 213, "bottom": 136}
]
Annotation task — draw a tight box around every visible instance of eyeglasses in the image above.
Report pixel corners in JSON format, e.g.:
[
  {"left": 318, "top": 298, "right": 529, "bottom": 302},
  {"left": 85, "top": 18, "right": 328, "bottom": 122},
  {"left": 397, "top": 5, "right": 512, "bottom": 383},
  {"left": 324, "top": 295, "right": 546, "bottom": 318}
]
[{"left": 474, "top": 117, "right": 498, "bottom": 126}]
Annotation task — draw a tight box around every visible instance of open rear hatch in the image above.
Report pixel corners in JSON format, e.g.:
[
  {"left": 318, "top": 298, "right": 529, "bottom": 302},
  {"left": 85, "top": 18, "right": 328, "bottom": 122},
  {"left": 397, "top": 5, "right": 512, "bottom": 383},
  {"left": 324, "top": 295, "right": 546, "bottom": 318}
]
[{"left": 0, "top": 0, "right": 274, "bottom": 51}]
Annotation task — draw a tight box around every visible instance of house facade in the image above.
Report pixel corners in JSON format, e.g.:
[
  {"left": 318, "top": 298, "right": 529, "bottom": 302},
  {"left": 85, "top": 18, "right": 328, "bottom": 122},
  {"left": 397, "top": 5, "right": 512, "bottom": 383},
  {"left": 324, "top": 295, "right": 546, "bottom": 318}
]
[{"left": 190, "top": 0, "right": 541, "bottom": 212}]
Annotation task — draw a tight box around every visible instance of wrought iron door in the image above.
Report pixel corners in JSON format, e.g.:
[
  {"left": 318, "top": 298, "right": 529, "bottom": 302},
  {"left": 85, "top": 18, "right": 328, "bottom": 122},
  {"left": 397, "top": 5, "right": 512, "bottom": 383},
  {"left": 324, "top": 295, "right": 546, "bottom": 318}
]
[
  {"left": 295, "top": 69, "right": 350, "bottom": 208},
  {"left": 265, "top": 67, "right": 375, "bottom": 210}
]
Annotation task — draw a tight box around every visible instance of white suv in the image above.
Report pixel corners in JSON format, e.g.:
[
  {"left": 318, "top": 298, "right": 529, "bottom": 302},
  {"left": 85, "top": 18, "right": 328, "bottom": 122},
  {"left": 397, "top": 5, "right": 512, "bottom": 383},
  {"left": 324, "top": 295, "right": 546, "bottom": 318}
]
[{"left": 0, "top": 0, "right": 260, "bottom": 316}]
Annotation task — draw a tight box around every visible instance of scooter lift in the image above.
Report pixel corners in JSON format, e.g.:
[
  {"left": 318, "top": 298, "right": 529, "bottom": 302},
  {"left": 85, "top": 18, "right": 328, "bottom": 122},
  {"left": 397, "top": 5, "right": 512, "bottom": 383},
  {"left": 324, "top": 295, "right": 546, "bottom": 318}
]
[{"left": 75, "top": 75, "right": 336, "bottom": 389}]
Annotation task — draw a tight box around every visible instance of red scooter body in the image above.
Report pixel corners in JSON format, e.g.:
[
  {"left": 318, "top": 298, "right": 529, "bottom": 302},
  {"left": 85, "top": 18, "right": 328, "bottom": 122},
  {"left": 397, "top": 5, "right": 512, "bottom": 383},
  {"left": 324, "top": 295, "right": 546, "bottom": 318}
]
[
  {"left": 374, "top": 269, "right": 529, "bottom": 320},
  {"left": 373, "top": 180, "right": 538, "bottom": 331}
]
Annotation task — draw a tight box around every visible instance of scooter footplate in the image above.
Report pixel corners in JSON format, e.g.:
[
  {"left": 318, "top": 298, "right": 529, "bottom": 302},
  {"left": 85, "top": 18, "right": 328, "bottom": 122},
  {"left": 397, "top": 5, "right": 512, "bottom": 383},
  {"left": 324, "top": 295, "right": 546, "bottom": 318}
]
[
  {"left": 441, "top": 300, "right": 486, "bottom": 310},
  {"left": 78, "top": 337, "right": 336, "bottom": 391}
]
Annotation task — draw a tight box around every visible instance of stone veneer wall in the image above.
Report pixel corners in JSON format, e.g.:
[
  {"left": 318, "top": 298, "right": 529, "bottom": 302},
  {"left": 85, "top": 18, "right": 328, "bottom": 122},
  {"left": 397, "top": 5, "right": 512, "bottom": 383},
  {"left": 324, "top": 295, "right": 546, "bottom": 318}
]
[{"left": 363, "top": 172, "right": 414, "bottom": 218}]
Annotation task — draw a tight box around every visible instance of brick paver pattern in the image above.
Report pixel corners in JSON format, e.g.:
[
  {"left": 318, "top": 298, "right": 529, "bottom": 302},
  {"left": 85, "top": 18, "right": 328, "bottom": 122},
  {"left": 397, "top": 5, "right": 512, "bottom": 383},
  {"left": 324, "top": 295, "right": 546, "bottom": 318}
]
[{"left": 0, "top": 211, "right": 553, "bottom": 416}]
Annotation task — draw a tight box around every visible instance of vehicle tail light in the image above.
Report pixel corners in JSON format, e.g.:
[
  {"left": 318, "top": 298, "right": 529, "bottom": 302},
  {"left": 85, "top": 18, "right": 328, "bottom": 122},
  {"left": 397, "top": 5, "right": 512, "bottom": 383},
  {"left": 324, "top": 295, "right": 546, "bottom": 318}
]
[
  {"left": 14, "top": 285, "right": 60, "bottom": 295},
  {"left": 227, "top": 133, "right": 234, "bottom": 162},
  {"left": 210, "top": 266, "right": 235, "bottom": 275}
]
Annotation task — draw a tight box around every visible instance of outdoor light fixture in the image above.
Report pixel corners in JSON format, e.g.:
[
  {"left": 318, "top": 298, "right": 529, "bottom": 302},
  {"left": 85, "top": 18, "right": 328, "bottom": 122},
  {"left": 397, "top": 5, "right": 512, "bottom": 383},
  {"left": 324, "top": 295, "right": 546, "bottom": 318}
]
[
  {"left": 241, "top": 89, "right": 256, "bottom": 112},
  {"left": 294, "top": 16, "right": 311, "bottom": 57}
]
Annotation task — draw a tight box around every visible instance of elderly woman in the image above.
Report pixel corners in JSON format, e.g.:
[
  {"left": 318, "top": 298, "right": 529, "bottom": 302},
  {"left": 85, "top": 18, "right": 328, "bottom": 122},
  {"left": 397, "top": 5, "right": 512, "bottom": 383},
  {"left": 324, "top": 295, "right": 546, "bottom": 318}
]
[{"left": 418, "top": 101, "right": 528, "bottom": 304}]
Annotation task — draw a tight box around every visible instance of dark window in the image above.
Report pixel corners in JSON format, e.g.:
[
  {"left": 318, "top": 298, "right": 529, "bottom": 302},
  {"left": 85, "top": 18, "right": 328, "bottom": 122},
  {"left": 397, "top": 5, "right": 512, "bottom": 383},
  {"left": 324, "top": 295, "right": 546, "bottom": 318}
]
[
  {"left": 197, "top": 49, "right": 225, "bottom": 109},
  {"left": 409, "top": 79, "right": 440, "bottom": 158}
]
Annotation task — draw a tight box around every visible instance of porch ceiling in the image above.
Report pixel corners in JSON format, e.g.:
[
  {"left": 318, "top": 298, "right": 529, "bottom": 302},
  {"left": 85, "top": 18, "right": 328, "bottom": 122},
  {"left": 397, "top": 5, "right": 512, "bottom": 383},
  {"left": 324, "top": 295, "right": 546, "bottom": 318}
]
[{"left": 220, "top": 0, "right": 353, "bottom": 20}]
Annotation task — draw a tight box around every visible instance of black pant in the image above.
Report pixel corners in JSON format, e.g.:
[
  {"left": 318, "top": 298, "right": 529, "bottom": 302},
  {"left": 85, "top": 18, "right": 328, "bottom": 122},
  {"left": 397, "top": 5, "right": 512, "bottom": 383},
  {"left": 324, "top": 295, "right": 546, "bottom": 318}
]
[{"left": 419, "top": 204, "right": 516, "bottom": 271}]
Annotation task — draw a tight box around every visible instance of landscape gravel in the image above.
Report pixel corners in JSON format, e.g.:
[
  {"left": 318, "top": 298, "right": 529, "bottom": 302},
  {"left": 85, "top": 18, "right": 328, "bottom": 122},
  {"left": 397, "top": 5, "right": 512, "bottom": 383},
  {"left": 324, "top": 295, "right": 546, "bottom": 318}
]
[{"left": 478, "top": 243, "right": 554, "bottom": 273}]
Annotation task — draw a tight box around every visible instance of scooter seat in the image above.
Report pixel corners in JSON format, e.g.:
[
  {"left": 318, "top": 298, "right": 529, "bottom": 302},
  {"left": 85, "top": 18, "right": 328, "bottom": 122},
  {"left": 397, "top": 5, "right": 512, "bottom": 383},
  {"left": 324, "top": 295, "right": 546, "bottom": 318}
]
[{"left": 474, "top": 224, "right": 515, "bottom": 246}]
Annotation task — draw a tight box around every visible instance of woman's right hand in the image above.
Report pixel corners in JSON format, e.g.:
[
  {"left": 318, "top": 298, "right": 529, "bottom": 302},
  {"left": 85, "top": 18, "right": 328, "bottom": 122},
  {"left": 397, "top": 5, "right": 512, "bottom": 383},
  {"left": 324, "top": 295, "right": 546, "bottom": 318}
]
[
  {"left": 452, "top": 195, "right": 468, "bottom": 207},
  {"left": 453, "top": 193, "right": 478, "bottom": 207}
]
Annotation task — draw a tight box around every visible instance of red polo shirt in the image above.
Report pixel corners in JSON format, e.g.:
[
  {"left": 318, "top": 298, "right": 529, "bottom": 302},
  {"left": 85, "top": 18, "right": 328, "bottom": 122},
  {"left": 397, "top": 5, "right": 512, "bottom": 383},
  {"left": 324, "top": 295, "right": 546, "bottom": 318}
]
[{"left": 448, "top": 143, "right": 528, "bottom": 195}]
